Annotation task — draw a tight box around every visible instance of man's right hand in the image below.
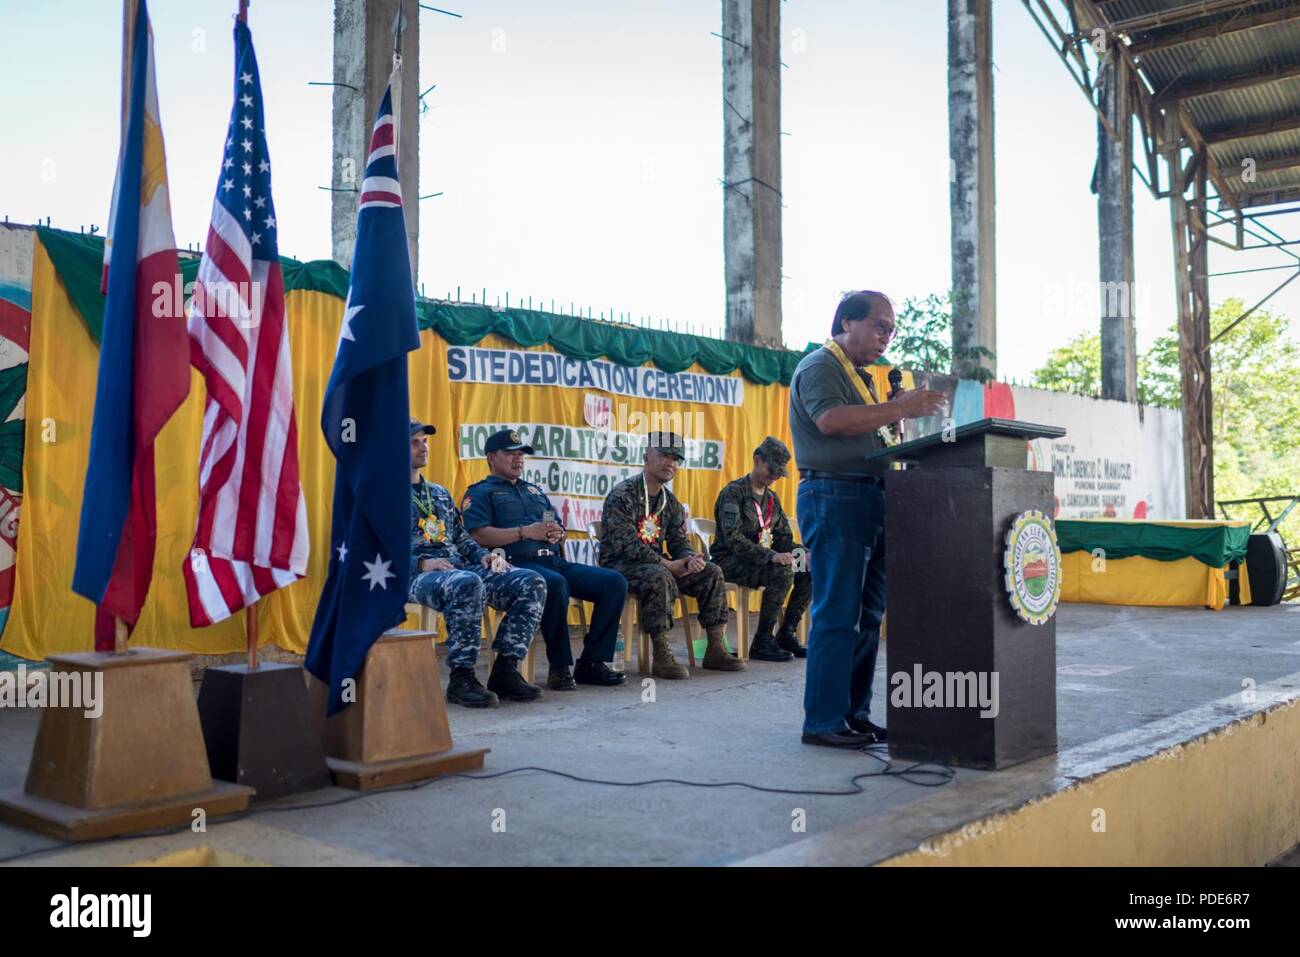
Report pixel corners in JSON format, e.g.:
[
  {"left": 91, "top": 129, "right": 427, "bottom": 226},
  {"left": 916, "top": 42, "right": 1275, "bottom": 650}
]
[
  {"left": 421, "top": 558, "right": 455, "bottom": 572},
  {"left": 893, "top": 388, "right": 947, "bottom": 419},
  {"left": 662, "top": 558, "right": 687, "bottom": 577},
  {"left": 521, "top": 522, "right": 559, "bottom": 541},
  {"left": 771, "top": 551, "right": 795, "bottom": 566}
]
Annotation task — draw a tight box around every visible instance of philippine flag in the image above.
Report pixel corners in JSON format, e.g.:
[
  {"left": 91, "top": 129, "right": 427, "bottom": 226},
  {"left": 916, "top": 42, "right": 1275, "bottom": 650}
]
[{"left": 71, "top": 0, "right": 190, "bottom": 649}]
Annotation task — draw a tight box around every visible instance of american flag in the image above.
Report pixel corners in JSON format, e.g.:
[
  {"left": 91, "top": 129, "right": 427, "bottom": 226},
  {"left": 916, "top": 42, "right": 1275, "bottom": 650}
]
[{"left": 183, "top": 19, "right": 308, "bottom": 627}]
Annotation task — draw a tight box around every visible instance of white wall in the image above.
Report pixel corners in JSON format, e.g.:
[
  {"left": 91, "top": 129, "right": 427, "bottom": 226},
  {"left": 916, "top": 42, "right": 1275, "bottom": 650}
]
[{"left": 1012, "top": 386, "right": 1185, "bottom": 520}]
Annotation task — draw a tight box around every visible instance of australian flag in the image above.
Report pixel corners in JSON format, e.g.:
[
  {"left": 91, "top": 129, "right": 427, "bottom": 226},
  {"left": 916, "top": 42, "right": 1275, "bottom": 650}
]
[{"left": 305, "top": 60, "right": 420, "bottom": 715}]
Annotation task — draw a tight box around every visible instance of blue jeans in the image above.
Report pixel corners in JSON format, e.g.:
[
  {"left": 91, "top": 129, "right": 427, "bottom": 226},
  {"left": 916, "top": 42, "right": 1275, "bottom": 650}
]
[
  {"left": 797, "top": 477, "right": 887, "bottom": 735},
  {"left": 513, "top": 556, "right": 627, "bottom": 668}
]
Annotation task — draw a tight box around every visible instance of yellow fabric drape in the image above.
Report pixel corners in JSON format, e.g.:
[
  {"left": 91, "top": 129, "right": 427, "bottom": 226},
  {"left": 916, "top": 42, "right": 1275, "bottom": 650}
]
[
  {"left": 9, "top": 244, "right": 867, "bottom": 659},
  {"left": 1, "top": 250, "right": 347, "bottom": 659},
  {"left": 1059, "top": 551, "right": 1252, "bottom": 611}
]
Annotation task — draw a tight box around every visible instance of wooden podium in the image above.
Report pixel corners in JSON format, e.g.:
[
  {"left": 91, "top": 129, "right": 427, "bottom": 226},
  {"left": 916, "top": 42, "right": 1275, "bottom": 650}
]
[
  {"left": 315, "top": 630, "right": 488, "bottom": 790},
  {"left": 863, "top": 418, "right": 1066, "bottom": 770},
  {"left": 0, "top": 649, "right": 253, "bottom": 841}
]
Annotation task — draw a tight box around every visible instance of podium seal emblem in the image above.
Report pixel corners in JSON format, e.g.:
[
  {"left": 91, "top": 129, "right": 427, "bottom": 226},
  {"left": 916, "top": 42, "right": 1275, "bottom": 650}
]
[{"left": 1003, "top": 510, "right": 1061, "bottom": 625}]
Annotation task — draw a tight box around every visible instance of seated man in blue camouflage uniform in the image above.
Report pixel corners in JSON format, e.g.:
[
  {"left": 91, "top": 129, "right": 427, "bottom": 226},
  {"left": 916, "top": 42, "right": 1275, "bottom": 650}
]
[
  {"left": 407, "top": 419, "right": 547, "bottom": 708},
  {"left": 463, "top": 429, "right": 628, "bottom": 691}
]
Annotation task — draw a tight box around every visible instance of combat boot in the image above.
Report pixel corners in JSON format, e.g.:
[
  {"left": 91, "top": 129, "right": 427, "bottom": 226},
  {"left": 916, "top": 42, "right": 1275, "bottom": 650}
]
[
  {"left": 749, "top": 625, "right": 794, "bottom": 662},
  {"left": 775, "top": 629, "right": 807, "bottom": 659},
  {"left": 487, "top": 655, "right": 544, "bottom": 702},
  {"left": 702, "top": 628, "right": 745, "bottom": 671},
  {"left": 650, "top": 634, "right": 689, "bottom": 680},
  {"left": 446, "top": 666, "right": 499, "bottom": 708}
]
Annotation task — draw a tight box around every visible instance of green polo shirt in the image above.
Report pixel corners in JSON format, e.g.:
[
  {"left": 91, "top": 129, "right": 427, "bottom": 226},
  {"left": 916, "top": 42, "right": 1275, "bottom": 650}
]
[{"left": 788, "top": 347, "right": 887, "bottom": 477}]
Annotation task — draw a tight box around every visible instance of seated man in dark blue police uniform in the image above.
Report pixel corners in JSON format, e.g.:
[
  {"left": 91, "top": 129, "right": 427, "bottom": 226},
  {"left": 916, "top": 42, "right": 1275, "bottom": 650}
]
[{"left": 463, "top": 429, "right": 628, "bottom": 691}]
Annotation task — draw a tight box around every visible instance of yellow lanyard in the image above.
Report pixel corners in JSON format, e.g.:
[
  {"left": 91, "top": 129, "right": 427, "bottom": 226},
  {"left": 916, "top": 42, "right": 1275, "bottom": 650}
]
[
  {"left": 824, "top": 339, "right": 881, "bottom": 404},
  {"left": 823, "top": 339, "right": 900, "bottom": 447}
]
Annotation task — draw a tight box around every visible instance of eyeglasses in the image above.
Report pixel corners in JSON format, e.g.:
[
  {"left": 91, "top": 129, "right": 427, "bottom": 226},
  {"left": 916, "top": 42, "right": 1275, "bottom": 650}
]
[{"left": 868, "top": 318, "right": 896, "bottom": 342}]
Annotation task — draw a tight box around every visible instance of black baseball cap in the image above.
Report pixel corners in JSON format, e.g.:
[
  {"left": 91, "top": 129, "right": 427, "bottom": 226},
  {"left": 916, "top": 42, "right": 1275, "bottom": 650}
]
[
  {"left": 485, "top": 428, "right": 535, "bottom": 454},
  {"left": 410, "top": 418, "right": 436, "bottom": 437}
]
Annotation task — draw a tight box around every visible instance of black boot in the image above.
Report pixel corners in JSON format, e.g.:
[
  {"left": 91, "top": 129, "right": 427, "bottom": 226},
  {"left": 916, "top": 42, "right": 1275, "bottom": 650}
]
[
  {"left": 487, "top": 655, "right": 544, "bottom": 702},
  {"left": 749, "top": 631, "right": 794, "bottom": 662},
  {"left": 446, "top": 666, "right": 499, "bottom": 708},
  {"left": 775, "top": 630, "right": 807, "bottom": 659}
]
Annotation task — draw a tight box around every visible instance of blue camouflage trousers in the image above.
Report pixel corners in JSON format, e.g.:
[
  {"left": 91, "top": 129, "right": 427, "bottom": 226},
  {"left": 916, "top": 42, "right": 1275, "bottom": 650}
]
[{"left": 409, "top": 565, "right": 546, "bottom": 670}]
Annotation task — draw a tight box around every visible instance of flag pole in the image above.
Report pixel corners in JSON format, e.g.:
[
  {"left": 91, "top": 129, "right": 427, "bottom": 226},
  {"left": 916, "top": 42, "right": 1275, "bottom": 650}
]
[
  {"left": 114, "top": 617, "right": 127, "bottom": 655},
  {"left": 121, "top": 0, "right": 140, "bottom": 140},
  {"left": 237, "top": 0, "right": 249, "bottom": 23}
]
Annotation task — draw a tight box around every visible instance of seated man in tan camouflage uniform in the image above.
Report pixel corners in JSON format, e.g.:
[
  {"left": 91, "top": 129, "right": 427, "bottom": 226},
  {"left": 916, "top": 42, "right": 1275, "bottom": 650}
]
[
  {"left": 599, "top": 432, "right": 744, "bottom": 679},
  {"left": 710, "top": 436, "right": 811, "bottom": 662}
]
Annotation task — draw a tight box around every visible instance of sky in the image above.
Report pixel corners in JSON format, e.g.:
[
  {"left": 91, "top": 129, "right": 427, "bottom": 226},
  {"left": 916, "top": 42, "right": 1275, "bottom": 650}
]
[{"left": 2, "top": 0, "right": 1298, "bottom": 381}]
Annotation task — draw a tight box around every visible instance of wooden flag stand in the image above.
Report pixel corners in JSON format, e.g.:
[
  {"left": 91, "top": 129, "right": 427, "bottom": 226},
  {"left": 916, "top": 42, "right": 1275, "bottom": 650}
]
[
  {"left": 196, "top": 607, "right": 331, "bottom": 800},
  {"left": 0, "top": 621, "right": 253, "bottom": 842},
  {"left": 313, "top": 629, "right": 488, "bottom": 790}
]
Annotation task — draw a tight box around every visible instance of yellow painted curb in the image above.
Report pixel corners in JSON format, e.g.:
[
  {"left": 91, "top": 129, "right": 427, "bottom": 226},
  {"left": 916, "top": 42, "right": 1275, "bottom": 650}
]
[{"left": 880, "top": 698, "right": 1300, "bottom": 866}]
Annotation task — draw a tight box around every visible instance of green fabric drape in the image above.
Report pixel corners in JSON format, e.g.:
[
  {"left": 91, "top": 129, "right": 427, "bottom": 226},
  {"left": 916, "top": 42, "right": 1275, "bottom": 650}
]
[
  {"left": 35, "top": 226, "right": 817, "bottom": 385},
  {"left": 1056, "top": 520, "right": 1251, "bottom": 567}
]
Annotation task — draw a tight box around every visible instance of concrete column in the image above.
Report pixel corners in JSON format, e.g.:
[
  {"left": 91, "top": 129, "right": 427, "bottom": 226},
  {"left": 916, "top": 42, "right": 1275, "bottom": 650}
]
[
  {"left": 331, "top": 0, "right": 420, "bottom": 282},
  {"left": 1097, "top": 56, "right": 1137, "bottom": 402},
  {"left": 947, "top": 0, "right": 996, "bottom": 379},
  {"left": 723, "top": 0, "right": 782, "bottom": 347}
]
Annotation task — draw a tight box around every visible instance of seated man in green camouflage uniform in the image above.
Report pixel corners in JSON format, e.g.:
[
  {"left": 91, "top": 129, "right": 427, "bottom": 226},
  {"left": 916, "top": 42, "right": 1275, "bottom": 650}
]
[
  {"left": 599, "top": 432, "right": 744, "bottom": 679},
  {"left": 710, "top": 436, "right": 811, "bottom": 662}
]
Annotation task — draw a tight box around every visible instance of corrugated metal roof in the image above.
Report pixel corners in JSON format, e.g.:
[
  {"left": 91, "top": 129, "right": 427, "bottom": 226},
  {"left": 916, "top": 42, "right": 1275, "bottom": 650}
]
[{"left": 1092, "top": 0, "right": 1300, "bottom": 208}]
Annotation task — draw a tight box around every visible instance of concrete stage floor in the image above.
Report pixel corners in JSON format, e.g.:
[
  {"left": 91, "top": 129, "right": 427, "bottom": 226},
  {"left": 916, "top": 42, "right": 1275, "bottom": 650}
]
[{"left": 1, "top": 601, "right": 1298, "bottom": 866}]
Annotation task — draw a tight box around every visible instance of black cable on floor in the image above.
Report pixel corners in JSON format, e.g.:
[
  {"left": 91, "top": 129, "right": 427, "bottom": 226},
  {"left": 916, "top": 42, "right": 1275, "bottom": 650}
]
[{"left": 0, "top": 744, "right": 955, "bottom": 864}]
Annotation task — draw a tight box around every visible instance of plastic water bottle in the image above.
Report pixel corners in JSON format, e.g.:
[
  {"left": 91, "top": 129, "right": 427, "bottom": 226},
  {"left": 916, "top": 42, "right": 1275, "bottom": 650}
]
[{"left": 613, "top": 631, "right": 626, "bottom": 672}]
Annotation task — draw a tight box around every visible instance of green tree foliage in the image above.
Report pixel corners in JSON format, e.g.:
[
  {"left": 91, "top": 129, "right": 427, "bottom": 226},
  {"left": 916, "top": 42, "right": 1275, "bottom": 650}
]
[
  {"left": 891, "top": 292, "right": 996, "bottom": 382},
  {"left": 1031, "top": 299, "right": 1300, "bottom": 534}
]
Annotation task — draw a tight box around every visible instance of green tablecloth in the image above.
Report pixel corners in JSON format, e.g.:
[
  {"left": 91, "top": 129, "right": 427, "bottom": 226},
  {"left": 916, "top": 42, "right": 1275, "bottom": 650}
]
[{"left": 1055, "top": 519, "right": 1250, "bottom": 567}]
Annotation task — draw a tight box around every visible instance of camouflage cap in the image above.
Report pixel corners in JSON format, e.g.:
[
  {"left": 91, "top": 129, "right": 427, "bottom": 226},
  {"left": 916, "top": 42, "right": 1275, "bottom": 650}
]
[
  {"left": 646, "top": 431, "right": 686, "bottom": 461},
  {"left": 754, "top": 435, "right": 790, "bottom": 476}
]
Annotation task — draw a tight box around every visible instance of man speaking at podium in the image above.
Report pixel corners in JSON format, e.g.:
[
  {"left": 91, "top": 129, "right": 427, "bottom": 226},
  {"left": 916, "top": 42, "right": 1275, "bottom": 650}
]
[{"left": 789, "top": 290, "right": 946, "bottom": 748}]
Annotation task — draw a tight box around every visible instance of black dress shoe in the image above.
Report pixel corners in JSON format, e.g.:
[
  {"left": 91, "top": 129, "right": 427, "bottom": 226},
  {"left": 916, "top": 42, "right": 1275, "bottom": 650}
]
[
  {"left": 547, "top": 666, "right": 577, "bottom": 691},
  {"left": 775, "top": 633, "right": 807, "bottom": 659},
  {"left": 800, "top": 729, "right": 874, "bottom": 749},
  {"left": 749, "top": 634, "right": 794, "bottom": 662},
  {"left": 573, "top": 659, "right": 627, "bottom": 686},
  {"left": 846, "top": 717, "right": 887, "bottom": 742}
]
